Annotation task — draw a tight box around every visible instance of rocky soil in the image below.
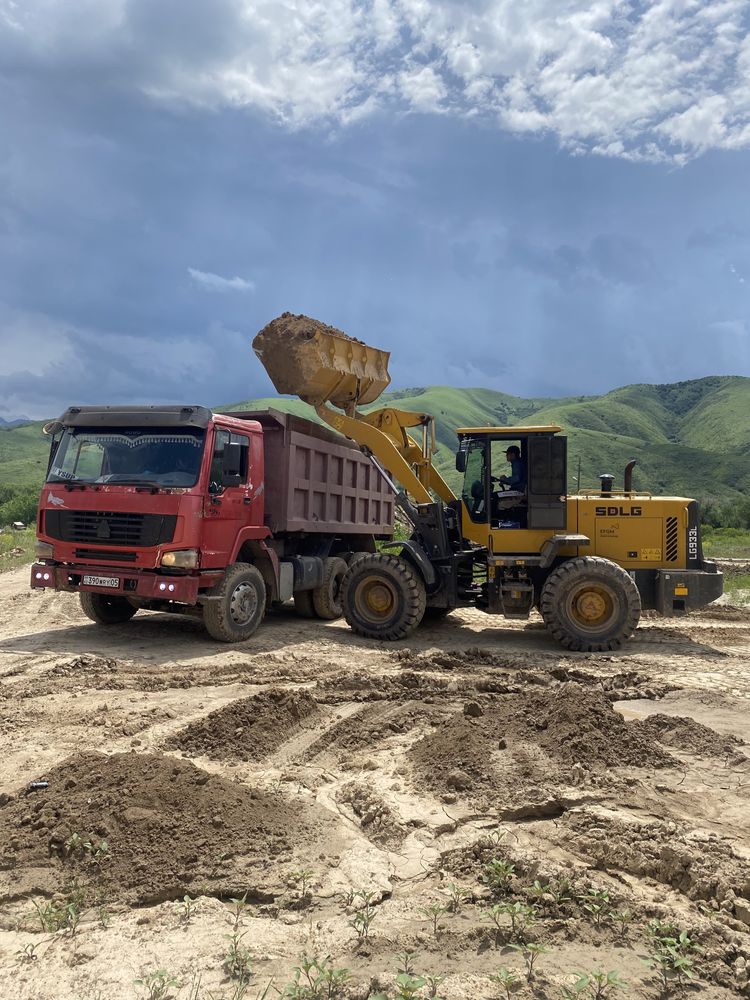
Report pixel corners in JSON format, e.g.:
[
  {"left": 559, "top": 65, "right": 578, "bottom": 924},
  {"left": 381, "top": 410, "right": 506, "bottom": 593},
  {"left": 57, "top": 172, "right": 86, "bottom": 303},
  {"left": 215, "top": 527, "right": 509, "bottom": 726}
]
[{"left": 0, "top": 566, "right": 749, "bottom": 998}]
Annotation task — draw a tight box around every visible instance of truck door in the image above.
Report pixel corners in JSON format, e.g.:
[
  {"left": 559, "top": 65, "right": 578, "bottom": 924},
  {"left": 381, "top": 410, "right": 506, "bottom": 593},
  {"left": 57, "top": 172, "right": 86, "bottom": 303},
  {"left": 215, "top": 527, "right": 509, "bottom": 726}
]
[{"left": 201, "top": 429, "right": 251, "bottom": 569}]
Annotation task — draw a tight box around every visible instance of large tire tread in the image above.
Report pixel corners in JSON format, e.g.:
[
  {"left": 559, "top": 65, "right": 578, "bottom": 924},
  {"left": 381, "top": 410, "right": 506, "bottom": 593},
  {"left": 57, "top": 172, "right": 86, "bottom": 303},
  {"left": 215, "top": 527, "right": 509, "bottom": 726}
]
[
  {"left": 203, "top": 563, "right": 266, "bottom": 643},
  {"left": 312, "top": 557, "right": 348, "bottom": 620},
  {"left": 341, "top": 553, "right": 426, "bottom": 641},
  {"left": 539, "top": 556, "right": 640, "bottom": 652}
]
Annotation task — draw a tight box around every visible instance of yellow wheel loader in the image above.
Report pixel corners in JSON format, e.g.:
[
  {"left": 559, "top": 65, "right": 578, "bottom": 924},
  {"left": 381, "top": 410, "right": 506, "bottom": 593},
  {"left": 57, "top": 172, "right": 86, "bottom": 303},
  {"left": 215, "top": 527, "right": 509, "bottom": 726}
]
[{"left": 253, "top": 314, "right": 723, "bottom": 652}]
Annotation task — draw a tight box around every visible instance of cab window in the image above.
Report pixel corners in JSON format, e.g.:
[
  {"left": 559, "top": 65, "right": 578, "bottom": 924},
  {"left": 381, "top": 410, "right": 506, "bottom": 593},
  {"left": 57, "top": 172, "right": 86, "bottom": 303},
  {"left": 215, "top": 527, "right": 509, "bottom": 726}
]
[
  {"left": 461, "top": 439, "right": 488, "bottom": 522},
  {"left": 210, "top": 430, "right": 249, "bottom": 489}
]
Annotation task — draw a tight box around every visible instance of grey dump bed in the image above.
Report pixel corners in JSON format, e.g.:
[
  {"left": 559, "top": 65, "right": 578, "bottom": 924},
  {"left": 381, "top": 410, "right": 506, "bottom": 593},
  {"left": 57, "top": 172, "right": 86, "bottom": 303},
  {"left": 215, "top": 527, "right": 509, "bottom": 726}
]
[{"left": 232, "top": 409, "right": 394, "bottom": 536}]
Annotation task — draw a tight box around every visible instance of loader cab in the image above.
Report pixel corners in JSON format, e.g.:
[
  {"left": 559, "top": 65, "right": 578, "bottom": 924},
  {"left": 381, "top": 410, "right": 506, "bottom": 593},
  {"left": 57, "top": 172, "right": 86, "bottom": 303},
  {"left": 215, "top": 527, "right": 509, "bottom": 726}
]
[{"left": 456, "top": 426, "right": 568, "bottom": 546}]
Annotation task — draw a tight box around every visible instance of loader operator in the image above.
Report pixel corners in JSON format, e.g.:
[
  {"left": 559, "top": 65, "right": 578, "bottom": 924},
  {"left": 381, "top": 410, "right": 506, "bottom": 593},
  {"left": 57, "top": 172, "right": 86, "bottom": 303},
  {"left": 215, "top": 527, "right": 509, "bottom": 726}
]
[{"left": 499, "top": 445, "right": 526, "bottom": 492}]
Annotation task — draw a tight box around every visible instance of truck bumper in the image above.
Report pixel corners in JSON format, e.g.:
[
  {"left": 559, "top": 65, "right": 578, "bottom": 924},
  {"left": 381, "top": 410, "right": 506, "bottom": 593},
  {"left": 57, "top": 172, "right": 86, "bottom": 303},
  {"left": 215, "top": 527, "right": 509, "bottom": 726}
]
[
  {"left": 30, "top": 563, "right": 201, "bottom": 605},
  {"left": 653, "top": 565, "right": 724, "bottom": 616}
]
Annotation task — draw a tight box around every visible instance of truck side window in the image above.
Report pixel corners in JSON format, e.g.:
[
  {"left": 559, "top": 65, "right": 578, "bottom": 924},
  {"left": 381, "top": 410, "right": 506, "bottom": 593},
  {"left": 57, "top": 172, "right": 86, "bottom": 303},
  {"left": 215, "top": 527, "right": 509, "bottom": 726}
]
[{"left": 210, "top": 430, "right": 250, "bottom": 490}]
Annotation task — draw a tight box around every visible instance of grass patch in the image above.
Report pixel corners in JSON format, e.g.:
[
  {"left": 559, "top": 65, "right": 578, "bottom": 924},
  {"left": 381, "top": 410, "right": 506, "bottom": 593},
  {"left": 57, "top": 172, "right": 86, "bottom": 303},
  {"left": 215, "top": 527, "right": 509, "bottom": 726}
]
[
  {"left": 703, "top": 528, "right": 750, "bottom": 559},
  {"left": 0, "top": 527, "right": 36, "bottom": 573},
  {"left": 724, "top": 572, "right": 750, "bottom": 607}
]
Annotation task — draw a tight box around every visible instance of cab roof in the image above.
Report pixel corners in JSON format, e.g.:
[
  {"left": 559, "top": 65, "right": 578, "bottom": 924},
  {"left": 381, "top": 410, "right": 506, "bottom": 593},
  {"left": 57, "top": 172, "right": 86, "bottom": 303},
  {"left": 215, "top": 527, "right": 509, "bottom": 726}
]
[{"left": 456, "top": 425, "right": 562, "bottom": 436}]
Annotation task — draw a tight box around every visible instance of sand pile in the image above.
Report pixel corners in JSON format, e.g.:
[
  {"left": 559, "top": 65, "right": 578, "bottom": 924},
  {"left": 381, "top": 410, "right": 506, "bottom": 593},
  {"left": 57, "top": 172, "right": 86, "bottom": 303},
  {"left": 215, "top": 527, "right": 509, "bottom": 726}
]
[
  {"left": 164, "top": 688, "right": 320, "bottom": 761},
  {"left": 409, "top": 685, "right": 674, "bottom": 802},
  {"left": 0, "top": 751, "right": 336, "bottom": 904},
  {"left": 630, "top": 713, "right": 745, "bottom": 758}
]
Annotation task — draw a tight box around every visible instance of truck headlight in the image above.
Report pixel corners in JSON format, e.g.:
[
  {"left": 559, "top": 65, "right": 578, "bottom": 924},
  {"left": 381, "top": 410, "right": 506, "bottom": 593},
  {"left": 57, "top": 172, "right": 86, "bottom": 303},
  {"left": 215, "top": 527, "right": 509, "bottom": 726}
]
[
  {"left": 34, "top": 540, "right": 55, "bottom": 559},
  {"left": 161, "top": 549, "right": 199, "bottom": 569}
]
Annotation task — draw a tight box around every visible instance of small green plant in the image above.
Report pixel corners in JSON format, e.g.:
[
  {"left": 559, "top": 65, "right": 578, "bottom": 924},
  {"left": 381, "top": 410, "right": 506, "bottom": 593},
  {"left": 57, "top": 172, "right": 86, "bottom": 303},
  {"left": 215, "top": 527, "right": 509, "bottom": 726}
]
[
  {"left": 16, "top": 941, "right": 39, "bottom": 963},
  {"left": 423, "top": 973, "right": 446, "bottom": 999},
  {"left": 484, "top": 828, "right": 509, "bottom": 847},
  {"left": 560, "top": 969, "right": 628, "bottom": 998},
  {"left": 482, "top": 859, "right": 516, "bottom": 895},
  {"left": 489, "top": 966, "right": 521, "bottom": 998},
  {"left": 610, "top": 908, "right": 633, "bottom": 938},
  {"left": 444, "top": 881, "right": 471, "bottom": 912},
  {"left": 396, "top": 951, "right": 416, "bottom": 975},
  {"left": 642, "top": 921, "right": 700, "bottom": 993},
  {"left": 64, "top": 832, "right": 85, "bottom": 859},
  {"left": 419, "top": 901, "right": 448, "bottom": 936},
  {"left": 393, "top": 973, "right": 428, "bottom": 999},
  {"left": 483, "top": 901, "right": 536, "bottom": 942},
  {"left": 526, "top": 879, "right": 550, "bottom": 905},
  {"left": 84, "top": 837, "right": 111, "bottom": 868},
  {"left": 349, "top": 904, "right": 376, "bottom": 941},
  {"left": 176, "top": 894, "right": 196, "bottom": 924},
  {"left": 134, "top": 969, "right": 180, "bottom": 1000},
  {"left": 508, "top": 941, "right": 547, "bottom": 983},
  {"left": 224, "top": 930, "right": 254, "bottom": 983},
  {"left": 579, "top": 888, "right": 611, "bottom": 928},
  {"left": 31, "top": 899, "right": 66, "bottom": 933},
  {"left": 549, "top": 877, "right": 572, "bottom": 905},
  {"left": 280, "top": 955, "right": 350, "bottom": 998},
  {"left": 229, "top": 892, "right": 250, "bottom": 932},
  {"left": 290, "top": 868, "right": 316, "bottom": 899}
]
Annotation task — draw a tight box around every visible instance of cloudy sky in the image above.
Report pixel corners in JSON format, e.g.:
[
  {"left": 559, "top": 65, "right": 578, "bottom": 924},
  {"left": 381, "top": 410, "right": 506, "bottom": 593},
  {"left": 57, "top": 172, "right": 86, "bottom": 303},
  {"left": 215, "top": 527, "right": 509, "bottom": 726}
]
[{"left": 1, "top": 0, "right": 750, "bottom": 418}]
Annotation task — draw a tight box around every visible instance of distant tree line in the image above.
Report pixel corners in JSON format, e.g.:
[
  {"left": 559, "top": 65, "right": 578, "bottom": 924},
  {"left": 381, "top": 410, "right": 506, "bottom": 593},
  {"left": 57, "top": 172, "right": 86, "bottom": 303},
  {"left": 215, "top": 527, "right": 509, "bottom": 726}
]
[
  {"left": 0, "top": 485, "right": 40, "bottom": 528},
  {"left": 701, "top": 496, "right": 750, "bottom": 530}
]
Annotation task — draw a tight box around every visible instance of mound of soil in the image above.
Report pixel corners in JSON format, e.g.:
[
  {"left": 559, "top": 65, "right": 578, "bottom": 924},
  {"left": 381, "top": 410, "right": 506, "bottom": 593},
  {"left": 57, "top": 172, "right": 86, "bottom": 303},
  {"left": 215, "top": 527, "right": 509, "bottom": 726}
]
[
  {"left": 409, "top": 685, "right": 674, "bottom": 803},
  {"left": 561, "top": 808, "right": 750, "bottom": 920},
  {"left": 0, "top": 751, "right": 337, "bottom": 905},
  {"left": 630, "top": 713, "right": 745, "bottom": 758},
  {"left": 164, "top": 688, "right": 320, "bottom": 761},
  {"left": 301, "top": 701, "right": 434, "bottom": 764}
]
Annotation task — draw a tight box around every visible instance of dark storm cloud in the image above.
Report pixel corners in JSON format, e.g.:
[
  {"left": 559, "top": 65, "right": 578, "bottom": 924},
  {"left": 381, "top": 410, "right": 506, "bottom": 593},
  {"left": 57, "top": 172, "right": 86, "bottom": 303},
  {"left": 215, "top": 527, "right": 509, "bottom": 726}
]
[{"left": 0, "top": 5, "right": 749, "bottom": 418}]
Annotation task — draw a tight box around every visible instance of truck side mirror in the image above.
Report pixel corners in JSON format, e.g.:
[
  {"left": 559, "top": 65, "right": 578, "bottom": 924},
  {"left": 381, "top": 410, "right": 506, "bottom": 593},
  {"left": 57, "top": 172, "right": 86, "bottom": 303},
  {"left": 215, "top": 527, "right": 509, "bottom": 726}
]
[
  {"left": 222, "top": 442, "right": 243, "bottom": 487},
  {"left": 455, "top": 442, "right": 468, "bottom": 473}
]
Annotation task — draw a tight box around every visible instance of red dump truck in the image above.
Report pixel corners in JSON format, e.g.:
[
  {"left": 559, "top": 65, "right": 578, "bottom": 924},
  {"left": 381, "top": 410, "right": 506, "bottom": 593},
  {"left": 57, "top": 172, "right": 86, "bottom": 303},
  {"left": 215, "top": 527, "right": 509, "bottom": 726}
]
[{"left": 30, "top": 405, "right": 394, "bottom": 641}]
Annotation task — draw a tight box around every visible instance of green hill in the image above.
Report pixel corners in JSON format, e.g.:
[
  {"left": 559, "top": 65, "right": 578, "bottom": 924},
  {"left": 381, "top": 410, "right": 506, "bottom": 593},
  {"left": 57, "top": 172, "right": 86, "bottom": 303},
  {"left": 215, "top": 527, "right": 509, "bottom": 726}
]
[{"left": 4, "top": 376, "right": 749, "bottom": 506}]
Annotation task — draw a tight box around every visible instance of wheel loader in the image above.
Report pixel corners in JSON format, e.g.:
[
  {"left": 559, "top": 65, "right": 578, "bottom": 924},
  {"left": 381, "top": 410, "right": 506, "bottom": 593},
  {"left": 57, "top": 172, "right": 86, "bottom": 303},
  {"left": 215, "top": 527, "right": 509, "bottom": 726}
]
[{"left": 252, "top": 314, "right": 723, "bottom": 651}]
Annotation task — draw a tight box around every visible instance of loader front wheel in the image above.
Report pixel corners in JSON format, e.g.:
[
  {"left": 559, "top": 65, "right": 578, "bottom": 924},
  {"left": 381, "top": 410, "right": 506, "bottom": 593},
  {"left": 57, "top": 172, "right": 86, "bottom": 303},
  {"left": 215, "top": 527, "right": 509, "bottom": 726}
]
[
  {"left": 540, "top": 556, "right": 641, "bottom": 652},
  {"left": 80, "top": 592, "right": 137, "bottom": 625},
  {"left": 203, "top": 563, "right": 266, "bottom": 642},
  {"left": 342, "top": 554, "right": 426, "bottom": 640}
]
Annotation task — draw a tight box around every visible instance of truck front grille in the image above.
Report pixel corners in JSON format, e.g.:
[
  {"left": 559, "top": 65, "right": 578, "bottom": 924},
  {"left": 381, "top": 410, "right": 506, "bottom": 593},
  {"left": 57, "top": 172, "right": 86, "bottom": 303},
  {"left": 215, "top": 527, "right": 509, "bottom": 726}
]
[{"left": 45, "top": 510, "right": 177, "bottom": 547}]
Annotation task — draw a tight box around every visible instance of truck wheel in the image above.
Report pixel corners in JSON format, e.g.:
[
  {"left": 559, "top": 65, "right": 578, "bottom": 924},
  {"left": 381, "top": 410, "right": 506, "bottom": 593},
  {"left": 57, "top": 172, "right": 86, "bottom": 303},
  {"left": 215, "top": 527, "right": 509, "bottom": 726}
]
[
  {"left": 294, "top": 590, "right": 316, "bottom": 617},
  {"left": 345, "top": 551, "right": 371, "bottom": 568},
  {"left": 80, "top": 592, "right": 138, "bottom": 625},
  {"left": 539, "top": 556, "right": 641, "bottom": 652},
  {"left": 203, "top": 563, "right": 266, "bottom": 642},
  {"left": 312, "top": 557, "right": 348, "bottom": 620},
  {"left": 342, "top": 554, "right": 426, "bottom": 640}
]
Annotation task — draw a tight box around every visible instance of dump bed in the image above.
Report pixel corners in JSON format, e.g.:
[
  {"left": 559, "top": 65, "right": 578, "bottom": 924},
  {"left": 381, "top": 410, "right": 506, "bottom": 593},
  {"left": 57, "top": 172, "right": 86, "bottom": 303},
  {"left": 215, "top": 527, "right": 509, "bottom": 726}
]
[{"left": 232, "top": 408, "right": 394, "bottom": 536}]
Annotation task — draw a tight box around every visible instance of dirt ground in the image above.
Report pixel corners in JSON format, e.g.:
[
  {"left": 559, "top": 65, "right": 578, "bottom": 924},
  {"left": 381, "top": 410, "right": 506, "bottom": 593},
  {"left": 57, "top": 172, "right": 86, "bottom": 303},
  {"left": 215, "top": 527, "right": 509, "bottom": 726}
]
[{"left": 0, "top": 567, "right": 749, "bottom": 999}]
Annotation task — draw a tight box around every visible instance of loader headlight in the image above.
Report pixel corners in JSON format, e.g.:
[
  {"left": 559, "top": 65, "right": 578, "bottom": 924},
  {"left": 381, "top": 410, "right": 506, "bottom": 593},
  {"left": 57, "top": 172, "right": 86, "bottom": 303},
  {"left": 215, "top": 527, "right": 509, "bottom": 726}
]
[
  {"left": 34, "top": 540, "right": 55, "bottom": 559},
  {"left": 160, "top": 549, "right": 199, "bottom": 569}
]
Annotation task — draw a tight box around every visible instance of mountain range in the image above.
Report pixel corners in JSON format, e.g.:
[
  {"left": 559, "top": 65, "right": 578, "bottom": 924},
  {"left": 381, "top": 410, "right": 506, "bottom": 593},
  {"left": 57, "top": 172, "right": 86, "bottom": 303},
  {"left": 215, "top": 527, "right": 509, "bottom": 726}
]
[{"left": 3, "top": 376, "right": 749, "bottom": 501}]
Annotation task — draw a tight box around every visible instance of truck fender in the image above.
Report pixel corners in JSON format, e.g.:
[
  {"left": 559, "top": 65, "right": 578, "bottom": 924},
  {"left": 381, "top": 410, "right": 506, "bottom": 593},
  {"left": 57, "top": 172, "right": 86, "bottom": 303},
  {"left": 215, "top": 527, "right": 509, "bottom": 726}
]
[
  {"left": 234, "top": 535, "right": 280, "bottom": 604},
  {"left": 379, "top": 539, "right": 437, "bottom": 588}
]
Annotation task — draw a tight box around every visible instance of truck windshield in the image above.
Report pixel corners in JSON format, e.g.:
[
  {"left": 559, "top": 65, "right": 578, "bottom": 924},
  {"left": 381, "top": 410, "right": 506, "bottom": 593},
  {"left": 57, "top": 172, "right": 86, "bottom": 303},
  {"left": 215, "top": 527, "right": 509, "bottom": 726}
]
[{"left": 47, "top": 428, "right": 205, "bottom": 487}]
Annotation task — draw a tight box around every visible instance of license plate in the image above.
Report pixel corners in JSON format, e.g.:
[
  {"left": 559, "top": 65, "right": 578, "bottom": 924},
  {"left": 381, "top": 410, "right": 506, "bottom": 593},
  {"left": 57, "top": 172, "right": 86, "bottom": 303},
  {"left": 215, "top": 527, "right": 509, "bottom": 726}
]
[{"left": 82, "top": 575, "right": 120, "bottom": 589}]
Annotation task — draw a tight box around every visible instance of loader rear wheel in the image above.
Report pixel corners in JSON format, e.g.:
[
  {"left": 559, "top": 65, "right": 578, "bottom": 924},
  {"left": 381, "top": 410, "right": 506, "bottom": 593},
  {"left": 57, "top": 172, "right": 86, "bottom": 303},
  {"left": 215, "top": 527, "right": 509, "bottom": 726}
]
[
  {"left": 540, "top": 556, "right": 641, "bottom": 652},
  {"left": 342, "top": 554, "right": 426, "bottom": 640},
  {"left": 203, "top": 563, "right": 266, "bottom": 642},
  {"left": 312, "top": 557, "right": 348, "bottom": 620},
  {"left": 80, "top": 592, "right": 137, "bottom": 625}
]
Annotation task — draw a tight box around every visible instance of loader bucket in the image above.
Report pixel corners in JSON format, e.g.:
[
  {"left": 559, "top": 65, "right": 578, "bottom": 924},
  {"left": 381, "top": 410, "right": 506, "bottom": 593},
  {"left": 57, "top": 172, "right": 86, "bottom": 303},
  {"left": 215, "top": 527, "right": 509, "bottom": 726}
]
[{"left": 253, "top": 313, "right": 391, "bottom": 410}]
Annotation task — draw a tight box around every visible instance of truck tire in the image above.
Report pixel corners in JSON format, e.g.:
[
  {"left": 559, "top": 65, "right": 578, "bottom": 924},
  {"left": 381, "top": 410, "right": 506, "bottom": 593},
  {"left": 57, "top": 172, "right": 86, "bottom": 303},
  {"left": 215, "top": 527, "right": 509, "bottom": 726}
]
[
  {"left": 294, "top": 590, "right": 316, "bottom": 617},
  {"left": 203, "top": 563, "right": 266, "bottom": 642},
  {"left": 345, "top": 551, "right": 370, "bottom": 568},
  {"left": 342, "top": 554, "right": 426, "bottom": 640},
  {"left": 80, "top": 592, "right": 138, "bottom": 625},
  {"left": 312, "top": 557, "right": 348, "bottom": 620},
  {"left": 539, "top": 556, "right": 641, "bottom": 652}
]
